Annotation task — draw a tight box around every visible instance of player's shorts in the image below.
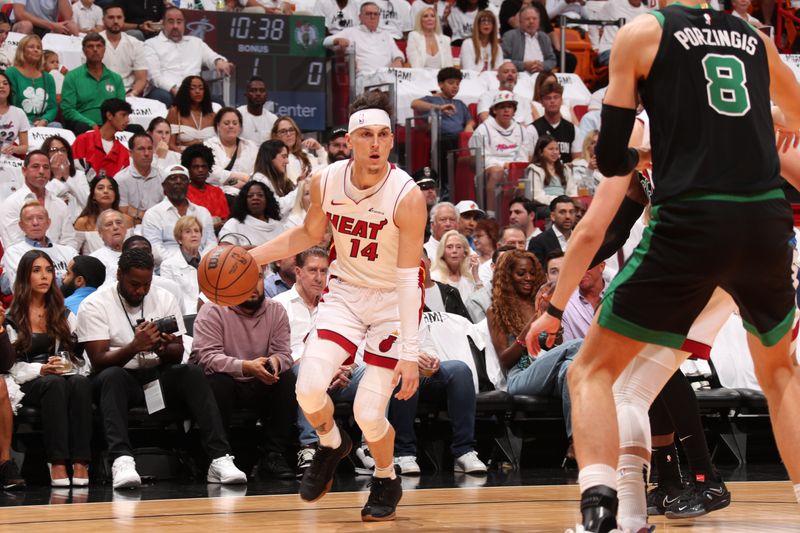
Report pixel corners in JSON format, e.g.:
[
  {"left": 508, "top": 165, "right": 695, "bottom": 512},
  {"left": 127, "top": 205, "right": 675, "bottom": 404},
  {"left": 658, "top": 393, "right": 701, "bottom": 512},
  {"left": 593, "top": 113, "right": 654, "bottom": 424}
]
[
  {"left": 311, "top": 276, "right": 419, "bottom": 370},
  {"left": 598, "top": 189, "right": 796, "bottom": 349}
]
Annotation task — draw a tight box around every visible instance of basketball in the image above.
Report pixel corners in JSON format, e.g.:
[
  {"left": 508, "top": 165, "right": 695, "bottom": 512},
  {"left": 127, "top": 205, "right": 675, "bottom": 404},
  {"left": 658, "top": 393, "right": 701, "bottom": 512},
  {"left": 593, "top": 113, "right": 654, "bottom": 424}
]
[{"left": 197, "top": 245, "right": 261, "bottom": 306}]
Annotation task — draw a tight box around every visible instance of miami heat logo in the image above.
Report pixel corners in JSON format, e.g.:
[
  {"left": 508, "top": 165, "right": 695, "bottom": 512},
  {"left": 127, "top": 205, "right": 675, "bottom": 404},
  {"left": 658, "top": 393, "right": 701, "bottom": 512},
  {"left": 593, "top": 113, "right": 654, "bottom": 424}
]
[{"left": 378, "top": 331, "right": 399, "bottom": 352}]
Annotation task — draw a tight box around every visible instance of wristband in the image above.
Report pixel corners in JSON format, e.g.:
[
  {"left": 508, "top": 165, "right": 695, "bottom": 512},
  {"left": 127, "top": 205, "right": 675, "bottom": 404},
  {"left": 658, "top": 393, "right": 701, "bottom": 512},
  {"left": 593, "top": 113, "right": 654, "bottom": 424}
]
[{"left": 546, "top": 303, "right": 564, "bottom": 320}]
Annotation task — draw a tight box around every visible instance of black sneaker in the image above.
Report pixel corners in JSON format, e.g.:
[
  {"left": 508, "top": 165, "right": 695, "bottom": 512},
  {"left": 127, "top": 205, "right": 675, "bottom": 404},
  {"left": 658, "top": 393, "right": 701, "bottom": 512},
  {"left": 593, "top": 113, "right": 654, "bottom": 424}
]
[
  {"left": 361, "top": 476, "right": 403, "bottom": 522},
  {"left": 296, "top": 446, "right": 316, "bottom": 479},
  {"left": 579, "top": 485, "right": 618, "bottom": 533},
  {"left": 0, "top": 459, "right": 24, "bottom": 490},
  {"left": 665, "top": 476, "right": 731, "bottom": 519},
  {"left": 299, "top": 428, "right": 352, "bottom": 502},
  {"left": 260, "top": 451, "right": 296, "bottom": 480},
  {"left": 646, "top": 483, "right": 683, "bottom": 516}
]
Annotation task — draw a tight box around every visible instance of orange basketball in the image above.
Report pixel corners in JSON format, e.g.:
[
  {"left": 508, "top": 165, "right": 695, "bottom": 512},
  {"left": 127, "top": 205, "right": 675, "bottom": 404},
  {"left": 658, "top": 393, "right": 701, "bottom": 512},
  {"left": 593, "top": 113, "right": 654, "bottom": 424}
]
[{"left": 198, "top": 245, "right": 261, "bottom": 306}]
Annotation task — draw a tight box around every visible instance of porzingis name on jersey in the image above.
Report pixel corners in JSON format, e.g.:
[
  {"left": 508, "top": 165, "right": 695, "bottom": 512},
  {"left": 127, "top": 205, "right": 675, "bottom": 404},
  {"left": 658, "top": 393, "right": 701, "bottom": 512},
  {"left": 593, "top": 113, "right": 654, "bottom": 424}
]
[
  {"left": 673, "top": 27, "right": 758, "bottom": 55},
  {"left": 327, "top": 213, "right": 388, "bottom": 240}
]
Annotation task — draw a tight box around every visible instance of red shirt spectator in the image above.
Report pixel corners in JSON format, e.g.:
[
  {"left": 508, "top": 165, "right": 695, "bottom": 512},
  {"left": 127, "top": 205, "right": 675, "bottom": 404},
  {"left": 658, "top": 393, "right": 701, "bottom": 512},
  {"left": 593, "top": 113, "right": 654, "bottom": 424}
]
[
  {"left": 187, "top": 183, "right": 229, "bottom": 220},
  {"left": 72, "top": 127, "right": 130, "bottom": 177}
]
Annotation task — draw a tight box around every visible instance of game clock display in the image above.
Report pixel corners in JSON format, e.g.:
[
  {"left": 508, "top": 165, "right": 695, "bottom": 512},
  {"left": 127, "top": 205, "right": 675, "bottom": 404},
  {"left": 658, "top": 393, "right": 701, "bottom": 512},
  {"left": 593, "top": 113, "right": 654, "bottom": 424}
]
[{"left": 183, "top": 10, "right": 326, "bottom": 131}]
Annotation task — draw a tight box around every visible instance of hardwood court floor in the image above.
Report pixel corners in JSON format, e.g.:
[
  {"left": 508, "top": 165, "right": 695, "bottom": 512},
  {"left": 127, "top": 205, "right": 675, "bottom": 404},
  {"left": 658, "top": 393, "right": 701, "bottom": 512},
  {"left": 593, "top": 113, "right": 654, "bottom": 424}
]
[{"left": 0, "top": 481, "right": 796, "bottom": 532}]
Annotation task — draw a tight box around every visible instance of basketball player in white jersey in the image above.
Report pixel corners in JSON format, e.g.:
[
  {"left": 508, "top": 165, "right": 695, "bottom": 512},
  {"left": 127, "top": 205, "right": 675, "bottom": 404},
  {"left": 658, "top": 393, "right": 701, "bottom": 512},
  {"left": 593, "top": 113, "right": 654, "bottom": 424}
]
[{"left": 249, "top": 91, "right": 427, "bottom": 522}]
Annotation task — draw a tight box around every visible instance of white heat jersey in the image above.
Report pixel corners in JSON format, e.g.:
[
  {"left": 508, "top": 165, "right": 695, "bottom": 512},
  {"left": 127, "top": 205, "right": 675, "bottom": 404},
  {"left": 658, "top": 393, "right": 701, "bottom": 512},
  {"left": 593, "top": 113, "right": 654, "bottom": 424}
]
[{"left": 321, "top": 159, "right": 416, "bottom": 289}]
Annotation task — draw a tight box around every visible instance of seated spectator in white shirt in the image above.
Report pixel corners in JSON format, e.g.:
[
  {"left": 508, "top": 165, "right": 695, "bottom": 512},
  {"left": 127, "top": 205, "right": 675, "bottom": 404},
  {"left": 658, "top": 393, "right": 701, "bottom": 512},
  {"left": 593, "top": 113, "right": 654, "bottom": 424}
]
[
  {"left": 237, "top": 77, "right": 278, "bottom": 146},
  {"left": 116, "top": 132, "right": 163, "bottom": 226},
  {"left": 72, "top": 175, "right": 135, "bottom": 255},
  {"left": 89, "top": 209, "right": 125, "bottom": 281},
  {"left": 459, "top": 10, "right": 504, "bottom": 72},
  {"left": 141, "top": 164, "right": 216, "bottom": 264},
  {"left": 238, "top": 0, "right": 294, "bottom": 14},
  {"left": 372, "top": 0, "right": 412, "bottom": 39},
  {"left": 205, "top": 108, "right": 258, "bottom": 197},
  {"left": 314, "top": 0, "right": 359, "bottom": 34},
  {"left": 144, "top": 6, "right": 233, "bottom": 107},
  {"left": 323, "top": 2, "right": 404, "bottom": 74},
  {"left": 147, "top": 117, "right": 182, "bottom": 170},
  {"left": 100, "top": 4, "right": 148, "bottom": 97},
  {"left": 731, "top": 0, "right": 764, "bottom": 26},
  {"left": 446, "top": 0, "right": 487, "bottom": 45},
  {"left": 2, "top": 201, "right": 77, "bottom": 292},
  {"left": 219, "top": 181, "right": 285, "bottom": 249},
  {"left": 406, "top": 7, "right": 453, "bottom": 69},
  {"left": 0, "top": 14, "right": 15, "bottom": 71},
  {"left": 430, "top": 229, "right": 482, "bottom": 302},
  {"left": 0, "top": 150, "right": 77, "bottom": 250},
  {"left": 476, "top": 62, "right": 533, "bottom": 125},
  {"left": 424, "top": 201, "right": 459, "bottom": 260},
  {"left": 596, "top": 0, "right": 650, "bottom": 65},
  {"left": 72, "top": 0, "right": 102, "bottom": 33},
  {"left": 160, "top": 215, "right": 206, "bottom": 315},
  {"left": 12, "top": 0, "right": 79, "bottom": 36}
]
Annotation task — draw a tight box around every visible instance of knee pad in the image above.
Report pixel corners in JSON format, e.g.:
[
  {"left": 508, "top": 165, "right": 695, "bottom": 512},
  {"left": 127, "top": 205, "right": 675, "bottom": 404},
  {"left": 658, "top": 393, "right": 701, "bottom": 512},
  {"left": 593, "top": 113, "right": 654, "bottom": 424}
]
[
  {"left": 295, "top": 355, "right": 340, "bottom": 414},
  {"left": 353, "top": 366, "right": 394, "bottom": 442}
]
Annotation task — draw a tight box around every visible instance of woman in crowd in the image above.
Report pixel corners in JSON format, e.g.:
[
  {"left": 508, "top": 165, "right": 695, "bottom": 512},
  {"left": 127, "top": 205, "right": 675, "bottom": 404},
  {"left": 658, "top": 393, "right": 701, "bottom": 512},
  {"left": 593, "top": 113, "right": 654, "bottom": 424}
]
[
  {"left": 0, "top": 300, "right": 24, "bottom": 490},
  {"left": 0, "top": 72, "right": 29, "bottom": 157},
  {"left": 498, "top": 0, "right": 524, "bottom": 35},
  {"left": 183, "top": 144, "right": 229, "bottom": 232},
  {"left": 160, "top": 215, "right": 205, "bottom": 314},
  {"left": 166, "top": 76, "right": 215, "bottom": 153},
  {"left": 5, "top": 35, "right": 58, "bottom": 127},
  {"left": 4, "top": 250, "right": 92, "bottom": 486},
  {"left": 43, "top": 135, "right": 89, "bottom": 222},
  {"left": 528, "top": 134, "right": 576, "bottom": 206},
  {"left": 270, "top": 116, "right": 323, "bottom": 183},
  {"left": 407, "top": 7, "right": 454, "bottom": 69},
  {"left": 531, "top": 69, "right": 573, "bottom": 121},
  {"left": 205, "top": 107, "right": 257, "bottom": 197},
  {"left": 148, "top": 117, "right": 181, "bottom": 170},
  {"left": 252, "top": 139, "right": 297, "bottom": 217},
  {"left": 487, "top": 252, "right": 580, "bottom": 448},
  {"left": 459, "top": 10, "right": 503, "bottom": 72},
  {"left": 219, "top": 180, "right": 284, "bottom": 249},
  {"left": 473, "top": 217, "right": 499, "bottom": 265},
  {"left": 73, "top": 175, "right": 134, "bottom": 254},
  {"left": 569, "top": 130, "right": 601, "bottom": 196},
  {"left": 446, "top": 0, "right": 489, "bottom": 45},
  {"left": 284, "top": 179, "right": 311, "bottom": 229},
  {"left": 431, "top": 229, "right": 481, "bottom": 301}
]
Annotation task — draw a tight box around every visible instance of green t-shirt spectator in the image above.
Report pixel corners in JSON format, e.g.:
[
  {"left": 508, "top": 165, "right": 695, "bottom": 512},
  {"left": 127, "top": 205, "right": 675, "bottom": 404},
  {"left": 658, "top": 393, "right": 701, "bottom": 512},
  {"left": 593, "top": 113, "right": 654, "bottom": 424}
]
[
  {"left": 61, "top": 64, "right": 126, "bottom": 128},
  {"left": 4, "top": 66, "right": 58, "bottom": 124}
]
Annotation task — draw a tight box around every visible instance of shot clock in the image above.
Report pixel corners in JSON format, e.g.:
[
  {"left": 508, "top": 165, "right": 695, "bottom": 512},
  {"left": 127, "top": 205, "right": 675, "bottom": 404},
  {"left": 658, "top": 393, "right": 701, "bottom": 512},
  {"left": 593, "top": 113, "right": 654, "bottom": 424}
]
[{"left": 183, "top": 10, "right": 327, "bottom": 131}]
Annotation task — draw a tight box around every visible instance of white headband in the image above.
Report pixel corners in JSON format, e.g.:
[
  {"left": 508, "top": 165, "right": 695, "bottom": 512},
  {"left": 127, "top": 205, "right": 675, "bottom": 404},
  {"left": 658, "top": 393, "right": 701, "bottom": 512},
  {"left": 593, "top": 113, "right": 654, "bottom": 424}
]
[{"left": 348, "top": 108, "right": 392, "bottom": 134}]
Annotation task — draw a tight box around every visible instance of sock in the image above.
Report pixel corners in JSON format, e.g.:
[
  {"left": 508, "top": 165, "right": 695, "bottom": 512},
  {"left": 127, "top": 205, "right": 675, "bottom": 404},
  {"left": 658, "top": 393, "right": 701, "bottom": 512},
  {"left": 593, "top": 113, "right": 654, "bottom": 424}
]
[
  {"left": 318, "top": 424, "right": 342, "bottom": 449},
  {"left": 616, "top": 454, "right": 649, "bottom": 533},
  {"left": 680, "top": 432, "right": 718, "bottom": 483},
  {"left": 794, "top": 483, "right": 800, "bottom": 504},
  {"left": 579, "top": 463, "right": 617, "bottom": 493},
  {"left": 651, "top": 443, "right": 682, "bottom": 490},
  {"left": 374, "top": 463, "right": 397, "bottom": 479}
]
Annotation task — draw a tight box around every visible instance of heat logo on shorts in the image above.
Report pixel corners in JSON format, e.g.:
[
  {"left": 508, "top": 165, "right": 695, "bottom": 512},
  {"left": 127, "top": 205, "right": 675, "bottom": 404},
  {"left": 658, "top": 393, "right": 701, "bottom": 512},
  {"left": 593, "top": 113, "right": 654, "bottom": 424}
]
[{"left": 378, "top": 331, "right": 399, "bottom": 352}]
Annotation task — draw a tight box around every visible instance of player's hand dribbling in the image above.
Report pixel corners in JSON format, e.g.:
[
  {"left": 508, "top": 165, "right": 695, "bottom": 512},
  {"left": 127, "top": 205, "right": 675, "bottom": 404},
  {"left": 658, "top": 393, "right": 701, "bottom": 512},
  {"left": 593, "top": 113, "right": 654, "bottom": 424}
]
[
  {"left": 392, "top": 360, "right": 419, "bottom": 400},
  {"left": 524, "top": 313, "right": 561, "bottom": 356}
]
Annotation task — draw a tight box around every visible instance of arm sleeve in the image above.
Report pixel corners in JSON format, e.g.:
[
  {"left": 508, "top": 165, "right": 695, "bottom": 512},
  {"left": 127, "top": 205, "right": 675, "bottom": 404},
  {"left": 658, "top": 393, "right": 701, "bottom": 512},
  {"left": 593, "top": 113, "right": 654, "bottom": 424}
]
[
  {"left": 595, "top": 104, "right": 639, "bottom": 177},
  {"left": 397, "top": 267, "right": 422, "bottom": 362}
]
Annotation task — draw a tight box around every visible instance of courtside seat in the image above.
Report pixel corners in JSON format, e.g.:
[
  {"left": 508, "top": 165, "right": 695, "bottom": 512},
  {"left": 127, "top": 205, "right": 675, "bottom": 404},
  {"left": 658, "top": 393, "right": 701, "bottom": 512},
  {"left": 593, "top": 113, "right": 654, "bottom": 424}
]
[
  {"left": 695, "top": 387, "right": 742, "bottom": 412},
  {"left": 735, "top": 388, "right": 768, "bottom": 414},
  {"left": 511, "top": 394, "right": 562, "bottom": 416},
  {"left": 476, "top": 390, "right": 513, "bottom": 413}
]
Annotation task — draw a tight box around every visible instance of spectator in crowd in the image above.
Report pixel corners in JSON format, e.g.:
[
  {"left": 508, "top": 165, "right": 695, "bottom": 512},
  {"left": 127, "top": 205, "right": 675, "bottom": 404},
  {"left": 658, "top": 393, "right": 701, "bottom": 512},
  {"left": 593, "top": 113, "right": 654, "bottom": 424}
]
[
  {"left": 531, "top": 69, "right": 572, "bottom": 121},
  {"left": 271, "top": 116, "right": 323, "bottom": 183},
  {"left": 323, "top": 2, "right": 404, "bottom": 74},
  {"left": 532, "top": 81, "right": 576, "bottom": 163},
  {"left": 460, "top": 10, "right": 504, "bottom": 72},
  {"left": 116, "top": 132, "right": 163, "bottom": 226},
  {"left": 61, "top": 255, "right": 106, "bottom": 313},
  {"left": 148, "top": 117, "right": 181, "bottom": 169},
  {"left": 11, "top": 0, "right": 79, "bottom": 36},
  {"left": 323, "top": 127, "right": 351, "bottom": 166},
  {"left": 2, "top": 201, "right": 77, "bottom": 290},
  {"left": 141, "top": 164, "right": 216, "bottom": 263},
  {"left": 477, "top": 61, "right": 531, "bottom": 124},
  {"left": 5, "top": 35, "right": 58, "bottom": 127},
  {"left": 71, "top": 98, "right": 131, "bottom": 177},
  {"left": 473, "top": 217, "right": 499, "bottom": 266},
  {"left": 528, "top": 134, "right": 577, "bottom": 205},
  {"left": 118, "top": 0, "right": 164, "bottom": 40},
  {"left": 0, "top": 375, "right": 25, "bottom": 489},
  {"left": 596, "top": 0, "right": 650, "bottom": 65},
  {"left": 501, "top": 6, "right": 556, "bottom": 75},
  {"left": 183, "top": 144, "right": 229, "bottom": 232},
  {"left": 191, "top": 263, "right": 297, "bottom": 479},
  {"left": 237, "top": 77, "right": 277, "bottom": 145},
  {"left": 160, "top": 215, "right": 205, "bottom": 314},
  {"left": 144, "top": 6, "right": 233, "bottom": 106},
  {"left": 466, "top": 244, "right": 515, "bottom": 322},
  {"left": 562, "top": 262, "right": 605, "bottom": 341},
  {"left": 78, "top": 247, "right": 246, "bottom": 489},
  {"left": 508, "top": 197, "right": 541, "bottom": 248},
  {"left": 0, "top": 71, "right": 30, "bottom": 158},
  {"left": 42, "top": 49, "right": 62, "bottom": 95},
  {"left": 166, "top": 76, "right": 216, "bottom": 153},
  {"left": 477, "top": 223, "right": 527, "bottom": 285},
  {"left": 61, "top": 33, "right": 126, "bottom": 134},
  {"left": 284, "top": 180, "right": 310, "bottom": 229},
  {"left": 424, "top": 201, "right": 458, "bottom": 259},
  {"left": 219, "top": 180, "right": 284, "bottom": 249},
  {"left": 0, "top": 151, "right": 77, "bottom": 250},
  {"left": 240, "top": 0, "right": 295, "bottom": 14},
  {"left": 574, "top": 87, "right": 604, "bottom": 150},
  {"left": 527, "top": 194, "right": 575, "bottom": 267},
  {"left": 407, "top": 7, "right": 453, "bottom": 69},
  {"left": 526, "top": 0, "right": 577, "bottom": 72},
  {"left": 431, "top": 229, "right": 481, "bottom": 301},
  {"left": 455, "top": 200, "right": 485, "bottom": 249},
  {"left": 88, "top": 209, "right": 126, "bottom": 283},
  {"left": 410, "top": 0, "right": 450, "bottom": 28},
  {"left": 570, "top": 130, "right": 601, "bottom": 196},
  {"left": 544, "top": 249, "right": 564, "bottom": 283},
  {"left": 314, "top": 0, "right": 359, "bottom": 34},
  {"left": 74, "top": 175, "right": 134, "bottom": 254},
  {"left": 446, "top": 0, "right": 488, "bottom": 45},
  {"left": 100, "top": 4, "right": 148, "bottom": 97},
  {"left": 413, "top": 168, "right": 440, "bottom": 221},
  {"left": 545, "top": 0, "right": 586, "bottom": 22},
  {"left": 470, "top": 91, "right": 537, "bottom": 215},
  {"left": 732, "top": 0, "right": 764, "bottom": 26},
  {"left": 0, "top": 14, "right": 14, "bottom": 71},
  {"left": 72, "top": 0, "right": 102, "bottom": 33},
  {"left": 206, "top": 107, "right": 257, "bottom": 198},
  {"left": 5, "top": 249, "right": 91, "bottom": 486},
  {"left": 498, "top": 0, "right": 522, "bottom": 35},
  {"left": 252, "top": 139, "right": 297, "bottom": 217},
  {"left": 421, "top": 248, "right": 471, "bottom": 319},
  {"left": 42, "top": 135, "right": 89, "bottom": 222},
  {"left": 372, "top": 0, "right": 412, "bottom": 39},
  {"left": 265, "top": 256, "right": 295, "bottom": 298}
]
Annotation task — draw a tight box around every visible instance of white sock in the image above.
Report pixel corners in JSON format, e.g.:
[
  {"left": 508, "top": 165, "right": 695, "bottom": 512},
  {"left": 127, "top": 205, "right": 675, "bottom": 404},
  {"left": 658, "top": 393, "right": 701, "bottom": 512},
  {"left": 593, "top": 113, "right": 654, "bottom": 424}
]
[
  {"left": 318, "top": 424, "right": 341, "bottom": 449},
  {"left": 374, "top": 463, "right": 396, "bottom": 479},
  {"left": 579, "top": 463, "right": 618, "bottom": 493},
  {"left": 617, "top": 454, "right": 649, "bottom": 533},
  {"left": 794, "top": 483, "right": 800, "bottom": 503}
]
